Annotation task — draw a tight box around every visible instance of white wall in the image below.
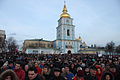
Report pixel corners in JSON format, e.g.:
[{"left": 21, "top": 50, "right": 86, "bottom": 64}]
[{"left": 25, "top": 48, "right": 60, "bottom": 54}]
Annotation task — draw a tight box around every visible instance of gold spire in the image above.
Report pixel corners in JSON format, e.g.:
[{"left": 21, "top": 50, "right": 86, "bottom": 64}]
[{"left": 60, "top": 2, "right": 71, "bottom": 18}]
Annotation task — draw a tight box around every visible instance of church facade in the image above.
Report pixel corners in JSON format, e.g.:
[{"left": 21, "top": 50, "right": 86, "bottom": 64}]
[{"left": 23, "top": 4, "right": 84, "bottom": 54}]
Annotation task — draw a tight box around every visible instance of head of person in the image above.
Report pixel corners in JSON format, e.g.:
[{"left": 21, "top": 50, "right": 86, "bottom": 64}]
[
  {"left": 64, "top": 66, "right": 70, "bottom": 73},
  {"left": 102, "top": 72, "right": 114, "bottom": 80},
  {"left": 77, "top": 67, "right": 82, "bottom": 72},
  {"left": 96, "top": 65, "right": 103, "bottom": 75},
  {"left": 28, "top": 67, "right": 38, "bottom": 80},
  {"left": 24, "top": 65, "right": 29, "bottom": 72},
  {"left": 34, "top": 62, "right": 39, "bottom": 67},
  {"left": 109, "top": 65, "right": 116, "bottom": 73},
  {"left": 90, "top": 66, "right": 97, "bottom": 76},
  {"left": 84, "top": 66, "right": 90, "bottom": 73},
  {"left": 108, "top": 59, "right": 112, "bottom": 63},
  {"left": 77, "top": 70, "right": 84, "bottom": 77},
  {"left": 0, "top": 69, "right": 19, "bottom": 80},
  {"left": 8, "top": 61, "right": 14, "bottom": 68},
  {"left": 54, "top": 68, "right": 61, "bottom": 77},
  {"left": 70, "top": 63, "right": 75, "bottom": 68},
  {"left": 61, "top": 68, "right": 65, "bottom": 73},
  {"left": 42, "top": 65, "right": 49, "bottom": 74},
  {"left": 50, "top": 63, "right": 54, "bottom": 68},
  {"left": 15, "top": 62, "right": 21, "bottom": 70}
]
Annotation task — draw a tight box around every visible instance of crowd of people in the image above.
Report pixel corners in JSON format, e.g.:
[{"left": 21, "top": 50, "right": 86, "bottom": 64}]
[{"left": 0, "top": 52, "right": 120, "bottom": 80}]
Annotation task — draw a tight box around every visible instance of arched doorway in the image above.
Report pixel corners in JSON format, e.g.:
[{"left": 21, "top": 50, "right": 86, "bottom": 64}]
[{"left": 67, "top": 50, "right": 71, "bottom": 54}]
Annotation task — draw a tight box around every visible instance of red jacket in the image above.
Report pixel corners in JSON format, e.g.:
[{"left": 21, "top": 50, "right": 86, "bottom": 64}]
[
  {"left": 74, "top": 76, "right": 85, "bottom": 80},
  {"left": 96, "top": 65, "right": 103, "bottom": 80},
  {"left": 36, "top": 66, "right": 42, "bottom": 74},
  {"left": 14, "top": 68, "right": 25, "bottom": 80}
]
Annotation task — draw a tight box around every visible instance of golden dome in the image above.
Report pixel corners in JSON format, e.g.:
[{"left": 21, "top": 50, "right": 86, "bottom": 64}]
[
  {"left": 83, "top": 42, "right": 87, "bottom": 46},
  {"left": 60, "top": 4, "right": 71, "bottom": 18},
  {"left": 76, "top": 36, "right": 82, "bottom": 41}
]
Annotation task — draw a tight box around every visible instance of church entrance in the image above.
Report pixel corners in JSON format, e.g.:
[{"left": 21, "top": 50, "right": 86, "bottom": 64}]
[{"left": 67, "top": 50, "right": 71, "bottom": 54}]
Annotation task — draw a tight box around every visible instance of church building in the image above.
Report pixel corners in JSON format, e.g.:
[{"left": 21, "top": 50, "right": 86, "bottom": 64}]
[{"left": 23, "top": 4, "right": 85, "bottom": 54}]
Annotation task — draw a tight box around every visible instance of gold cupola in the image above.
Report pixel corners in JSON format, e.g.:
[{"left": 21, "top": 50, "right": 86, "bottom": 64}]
[
  {"left": 60, "top": 4, "right": 71, "bottom": 18},
  {"left": 76, "top": 36, "right": 82, "bottom": 41}
]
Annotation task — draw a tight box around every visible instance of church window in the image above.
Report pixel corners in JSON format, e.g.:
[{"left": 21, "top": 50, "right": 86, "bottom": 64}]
[
  {"left": 67, "top": 29, "right": 70, "bottom": 36},
  {"left": 80, "top": 45, "right": 82, "bottom": 48},
  {"left": 66, "top": 20, "right": 69, "bottom": 24},
  {"left": 51, "top": 44, "right": 53, "bottom": 47},
  {"left": 66, "top": 20, "right": 69, "bottom": 23},
  {"left": 58, "top": 34, "right": 60, "bottom": 37},
  {"left": 33, "top": 50, "right": 38, "bottom": 54}
]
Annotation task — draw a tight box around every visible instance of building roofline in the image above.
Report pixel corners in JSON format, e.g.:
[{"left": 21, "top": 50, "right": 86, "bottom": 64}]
[{"left": 24, "top": 38, "right": 54, "bottom": 42}]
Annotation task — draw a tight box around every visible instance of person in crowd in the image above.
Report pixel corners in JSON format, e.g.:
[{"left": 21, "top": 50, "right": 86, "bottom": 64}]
[
  {"left": 61, "top": 66, "right": 74, "bottom": 80},
  {"left": 85, "top": 66, "right": 98, "bottom": 80},
  {"left": 96, "top": 65, "right": 103, "bottom": 80},
  {"left": 109, "top": 64, "right": 120, "bottom": 80},
  {"left": 41, "top": 65, "right": 51, "bottom": 79},
  {"left": 14, "top": 61, "right": 25, "bottom": 80},
  {"left": 26, "top": 67, "right": 43, "bottom": 80},
  {"left": 74, "top": 68, "right": 85, "bottom": 80},
  {"left": 84, "top": 66, "right": 90, "bottom": 77},
  {"left": 0, "top": 69, "right": 19, "bottom": 80},
  {"left": 1, "top": 52, "right": 120, "bottom": 80},
  {"left": 24, "top": 64, "right": 29, "bottom": 80},
  {"left": 101, "top": 72, "right": 114, "bottom": 80},
  {"left": 49, "top": 68, "right": 65, "bottom": 80},
  {"left": 69, "top": 63, "right": 77, "bottom": 75},
  {"left": 34, "top": 62, "right": 42, "bottom": 74},
  {"left": 1, "top": 61, "right": 9, "bottom": 73},
  {"left": 8, "top": 61, "right": 15, "bottom": 70}
]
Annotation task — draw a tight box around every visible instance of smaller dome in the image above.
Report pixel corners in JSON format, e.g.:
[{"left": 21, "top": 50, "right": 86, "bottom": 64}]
[{"left": 76, "top": 36, "right": 82, "bottom": 41}]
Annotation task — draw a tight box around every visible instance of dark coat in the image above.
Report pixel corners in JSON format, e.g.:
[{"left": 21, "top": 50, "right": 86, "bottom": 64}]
[
  {"left": 49, "top": 75, "right": 65, "bottom": 80},
  {"left": 26, "top": 74, "right": 43, "bottom": 80},
  {"left": 84, "top": 74, "right": 98, "bottom": 80}
]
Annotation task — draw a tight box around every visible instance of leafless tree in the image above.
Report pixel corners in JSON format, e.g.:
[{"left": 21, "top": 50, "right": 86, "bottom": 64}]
[{"left": 7, "top": 37, "right": 18, "bottom": 53}]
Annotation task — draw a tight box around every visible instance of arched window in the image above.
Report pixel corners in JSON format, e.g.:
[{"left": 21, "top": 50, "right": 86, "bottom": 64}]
[
  {"left": 67, "top": 29, "right": 70, "bottom": 36},
  {"left": 80, "top": 45, "right": 82, "bottom": 48}
]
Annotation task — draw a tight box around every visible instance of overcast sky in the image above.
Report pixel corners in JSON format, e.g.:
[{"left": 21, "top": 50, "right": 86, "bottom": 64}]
[{"left": 0, "top": 0, "right": 120, "bottom": 46}]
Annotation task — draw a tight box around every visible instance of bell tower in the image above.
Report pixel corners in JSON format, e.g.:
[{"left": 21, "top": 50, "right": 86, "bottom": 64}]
[{"left": 56, "top": 3, "right": 75, "bottom": 40}]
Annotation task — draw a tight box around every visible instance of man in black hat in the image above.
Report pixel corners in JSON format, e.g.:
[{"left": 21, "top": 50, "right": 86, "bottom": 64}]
[{"left": 49, "top": 68, "right": 65, "bottom": 80}]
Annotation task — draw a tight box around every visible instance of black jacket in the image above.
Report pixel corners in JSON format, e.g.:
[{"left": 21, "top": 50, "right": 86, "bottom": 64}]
[
  {"left": 26, "top": 74, "right": 43, "bottom": 80},
  {"left": 49, "top": 75, "right": 65, "bottom": 80}
]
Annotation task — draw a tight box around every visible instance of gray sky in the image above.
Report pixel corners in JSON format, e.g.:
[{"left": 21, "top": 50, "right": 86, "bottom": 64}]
[{"left": 0, "top": 0, "right": 120, "bottom": 46}]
